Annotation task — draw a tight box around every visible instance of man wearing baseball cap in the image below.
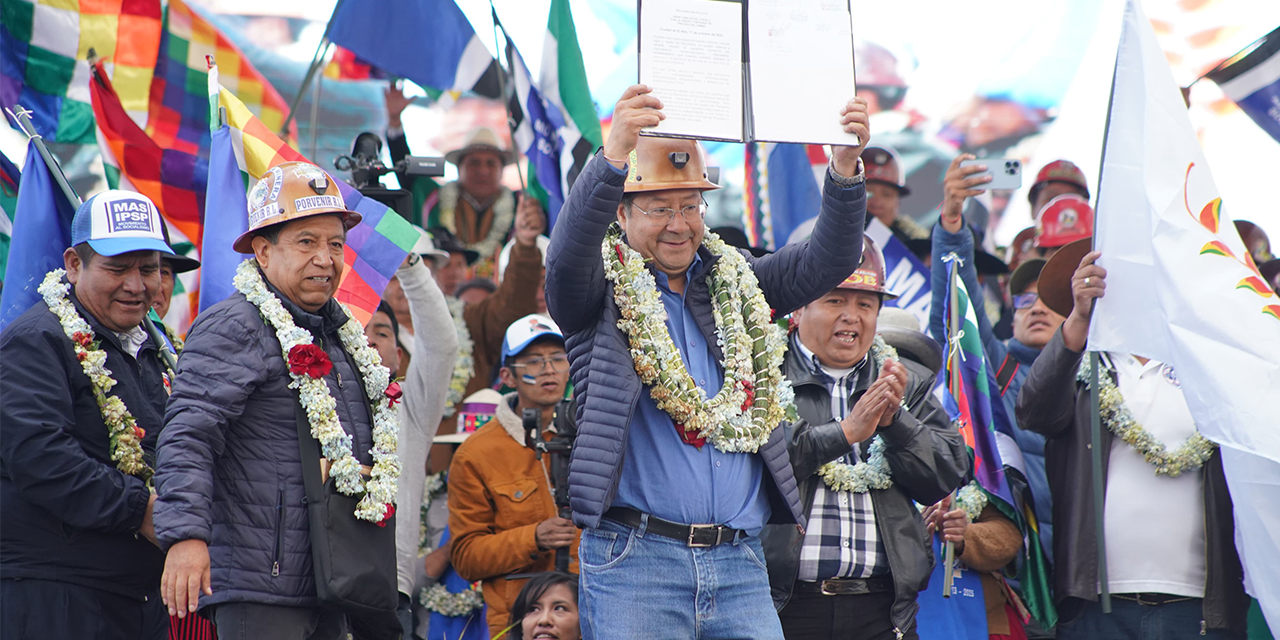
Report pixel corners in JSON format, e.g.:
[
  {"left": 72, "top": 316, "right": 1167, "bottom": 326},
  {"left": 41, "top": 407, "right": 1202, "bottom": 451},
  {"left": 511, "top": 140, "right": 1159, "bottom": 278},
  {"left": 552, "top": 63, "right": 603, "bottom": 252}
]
[
  {"left": 156, "top": 161, "right": 401, "bottom": 637},
  {"left": 1, "top": 190, "right": 176, "bottom": 638},
  {"left": 763, "top": 236, "right": 968, "bottom": 640},
  {"left": 448, "top": 314, "right": 579, "bottom": 636},
  {"left": 863, "top": 145, "right": 928, "bottom": 245}
]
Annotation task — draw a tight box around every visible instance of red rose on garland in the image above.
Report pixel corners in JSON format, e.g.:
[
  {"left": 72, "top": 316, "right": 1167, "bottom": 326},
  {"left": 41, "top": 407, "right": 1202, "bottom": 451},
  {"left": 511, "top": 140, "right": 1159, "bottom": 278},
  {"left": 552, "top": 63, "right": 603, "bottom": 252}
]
[
  {"left": 376, "top": 503, "right": 396, "bottom": 527},
  {"left": 72, "top": 331, "right": 93, "bottom": 348},
  {"left": 385, "top": 381, "right": 403, "bottom": 407},
  {"left": 288, "top": 344, "right": 332, "bottom": 378}
]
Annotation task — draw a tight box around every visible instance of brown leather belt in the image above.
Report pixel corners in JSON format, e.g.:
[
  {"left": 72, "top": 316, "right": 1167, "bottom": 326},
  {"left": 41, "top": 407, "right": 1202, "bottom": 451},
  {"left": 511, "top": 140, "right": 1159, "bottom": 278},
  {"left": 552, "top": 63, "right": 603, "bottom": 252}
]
[
  {"left": 794, "top": 577, "right": 894, "bottom": 596},
  {"left": 603, "top": 507, "right": 746, "bottom": 548},
  {"left": 1112, "top": 593, "right": 1197, "bottom": 606}
]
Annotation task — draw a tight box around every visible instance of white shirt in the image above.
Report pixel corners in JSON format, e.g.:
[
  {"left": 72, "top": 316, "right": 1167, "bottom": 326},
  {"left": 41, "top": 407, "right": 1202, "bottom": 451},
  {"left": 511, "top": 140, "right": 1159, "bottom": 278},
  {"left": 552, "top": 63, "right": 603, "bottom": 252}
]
[
  {"left": 1103, "top": 353, "right": 1206, "bottom": 597},
  {"left": 115, "top": 325, "right": 148, "bottom": 359}
]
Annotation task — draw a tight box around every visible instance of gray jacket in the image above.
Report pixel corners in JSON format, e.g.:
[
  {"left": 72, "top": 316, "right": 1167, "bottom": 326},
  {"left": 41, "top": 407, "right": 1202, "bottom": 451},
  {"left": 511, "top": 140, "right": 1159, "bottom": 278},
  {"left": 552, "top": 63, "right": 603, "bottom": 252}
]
[
  {"left": 155, "top": 277, "right": 379, "bottom": 609},
  {"left": 546, "top": 151, "right": 869, "bottom": 529},
  {"left": 1015, "top": 329, "right": 1247, "bottom": 632},
  {"left": 760, "top": 339, "right": 968, "bottom": 634}
]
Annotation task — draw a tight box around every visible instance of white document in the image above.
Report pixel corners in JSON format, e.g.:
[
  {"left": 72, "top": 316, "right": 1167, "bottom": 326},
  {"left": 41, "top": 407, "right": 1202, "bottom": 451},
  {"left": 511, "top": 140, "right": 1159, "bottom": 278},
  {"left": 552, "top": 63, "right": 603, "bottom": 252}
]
[
  {"left": 747, "top": 0, "right": 859, "bottom": 145},
  {"left": 638, "top": 0, "right": 744, "bottom": 142}
]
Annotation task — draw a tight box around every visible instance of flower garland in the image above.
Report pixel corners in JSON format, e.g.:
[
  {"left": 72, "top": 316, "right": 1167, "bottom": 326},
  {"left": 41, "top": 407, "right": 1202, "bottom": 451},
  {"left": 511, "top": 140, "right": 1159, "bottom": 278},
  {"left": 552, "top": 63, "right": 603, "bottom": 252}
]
[
  {"left": 955, "top": 481, "right": 988, "bottom": 522},
  {"left": 419, "top": 582, "right": 484, "bottom": 617},
  {"left": 234, "top": 259, "right": 401, "bottom": 523},
  {"left": 602, "top": 225, "right": 796, "bottom": 453},
  {"left": 1078, "top": 357, "right": 1217, "bottom": 477},
  {"left": 418, "top": 470, "right": 448, "bottom": 555},
  {"left": 39, "top": 270, "right": 153, "bottom": 482},
  {"left": 816, "top": 336, "right": 900, "bottom": 493},
  {"left": 442, "top": 298, "right": 474, "bottom": 418},
  {"left": 438, "top": 182, "right": 515, "bottom": 262}
]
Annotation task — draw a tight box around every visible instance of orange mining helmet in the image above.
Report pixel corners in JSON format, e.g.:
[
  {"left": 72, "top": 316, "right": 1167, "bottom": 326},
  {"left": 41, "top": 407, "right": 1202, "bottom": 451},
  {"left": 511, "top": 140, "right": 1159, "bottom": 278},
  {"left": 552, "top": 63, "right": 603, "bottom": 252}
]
[
  {"left": 233, "top": 161, "right": 361, "bottom": 253},
  {"left": 624, "top": 136, "right": 720, "bottom": 193}
]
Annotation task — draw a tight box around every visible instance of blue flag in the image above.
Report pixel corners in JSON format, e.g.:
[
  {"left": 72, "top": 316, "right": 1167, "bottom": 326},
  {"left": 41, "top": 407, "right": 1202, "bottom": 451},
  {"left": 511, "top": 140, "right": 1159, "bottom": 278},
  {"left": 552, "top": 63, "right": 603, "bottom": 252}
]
[
  {"left": 1206, "top": 26, "right": 1280, "bottom": 143},
  {"left": 0, "top": 140, "right": 75, "bottom": 330},
  {"left": 505, "top": 32, "right": 569, "bottom": 224},
  {"left": 198, "top": 125, "right": 251, "bottom": 312},
  {"left": 327, "top": 0, "right": 501, "bottom": 103}
]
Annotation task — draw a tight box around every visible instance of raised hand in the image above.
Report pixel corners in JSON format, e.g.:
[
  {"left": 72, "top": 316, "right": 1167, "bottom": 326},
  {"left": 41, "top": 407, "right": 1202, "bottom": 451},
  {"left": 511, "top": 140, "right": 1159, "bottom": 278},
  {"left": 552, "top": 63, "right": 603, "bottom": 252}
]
[
  {"left": 831, "top": 97, "right": 872, "bottom": 177},
  {"left": 602, "top": 85, "right": 665, "bottom": 168}
]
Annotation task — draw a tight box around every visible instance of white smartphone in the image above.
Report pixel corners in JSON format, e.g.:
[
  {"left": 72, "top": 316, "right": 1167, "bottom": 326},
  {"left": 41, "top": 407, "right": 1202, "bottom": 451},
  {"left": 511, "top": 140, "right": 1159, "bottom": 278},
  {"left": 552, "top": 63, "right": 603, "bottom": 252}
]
[{"left": 959, "top": 158, "right": 1023, "bottom": 191}]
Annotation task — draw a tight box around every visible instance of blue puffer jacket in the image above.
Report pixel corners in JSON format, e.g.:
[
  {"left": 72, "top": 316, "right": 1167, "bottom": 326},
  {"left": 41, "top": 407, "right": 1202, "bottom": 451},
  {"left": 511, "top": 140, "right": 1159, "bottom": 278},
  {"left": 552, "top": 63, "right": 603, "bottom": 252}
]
[
  {"left": 154, "top": 277, "right": 376, "bottom": 610},
  {"left": 546, "top": 152, "right": 868, "bottom": 529}
]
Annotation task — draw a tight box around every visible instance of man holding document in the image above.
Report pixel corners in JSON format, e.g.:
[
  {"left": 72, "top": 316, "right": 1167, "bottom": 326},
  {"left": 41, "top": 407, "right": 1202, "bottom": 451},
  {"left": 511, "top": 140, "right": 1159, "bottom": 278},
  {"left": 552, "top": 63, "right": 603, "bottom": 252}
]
[{"left": 545, "top": 83, "right": 871, "bottom": 639}]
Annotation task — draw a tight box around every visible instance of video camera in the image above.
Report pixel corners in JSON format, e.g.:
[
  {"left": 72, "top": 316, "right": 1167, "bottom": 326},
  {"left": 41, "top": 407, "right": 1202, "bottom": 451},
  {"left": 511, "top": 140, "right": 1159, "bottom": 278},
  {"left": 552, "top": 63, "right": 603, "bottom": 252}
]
[
  {"left": 524, "top": 400, "right": 577, "bottom": 573},
  {"left": 332, "top": 132, "right": 447, "bottom": 220}
]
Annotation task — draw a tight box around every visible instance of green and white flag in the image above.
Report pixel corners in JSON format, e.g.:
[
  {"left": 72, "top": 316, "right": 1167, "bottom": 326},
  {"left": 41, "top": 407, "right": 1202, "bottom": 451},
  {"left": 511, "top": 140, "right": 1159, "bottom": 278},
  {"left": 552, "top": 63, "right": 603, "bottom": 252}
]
[{"left": 538, "top": 0, "right": 603, "bottom": 212}]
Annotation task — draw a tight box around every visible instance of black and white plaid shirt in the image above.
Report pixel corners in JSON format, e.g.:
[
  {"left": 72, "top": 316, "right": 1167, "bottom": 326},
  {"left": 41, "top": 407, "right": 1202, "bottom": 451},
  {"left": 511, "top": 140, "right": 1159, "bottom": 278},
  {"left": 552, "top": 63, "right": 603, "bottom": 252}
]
[{"left": 794, "top": 336, "right": 891, "bottom": 581}]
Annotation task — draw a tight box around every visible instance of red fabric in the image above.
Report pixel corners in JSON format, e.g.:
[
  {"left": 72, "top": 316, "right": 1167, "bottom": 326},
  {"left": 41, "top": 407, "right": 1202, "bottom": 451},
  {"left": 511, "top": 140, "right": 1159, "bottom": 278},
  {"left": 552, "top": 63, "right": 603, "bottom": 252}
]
[
  {"left": 989, "top": 603, "right": 1028, "bottom": 640},
  {"left": 169, "top": 613, "right": 215, "bottom": 640}
]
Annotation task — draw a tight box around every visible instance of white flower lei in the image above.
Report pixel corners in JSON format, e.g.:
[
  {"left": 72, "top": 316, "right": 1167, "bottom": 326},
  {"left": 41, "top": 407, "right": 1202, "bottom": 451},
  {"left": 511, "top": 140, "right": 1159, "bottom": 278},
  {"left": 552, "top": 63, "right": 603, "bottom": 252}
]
[
  {"left": 1078, "top": 356, "right": 1217, "bottom": 477},
  {"left": 418, "top": 470, "right": 448, "bottom": 555},
  {"left": 915, "top": 480, "right": 988, "bottom": 523},
  {"left": 816, "top": 336, "right": 900, "bottom": 493},
  {"left": 439, "top": 182, "right": 515, "bottom": 262},
  {"left": 442, "top": 297, "right": 474, "bottom": 418},
  {"left": 234, "top": 259, "right": 401, "bottom": 523},
  {"left": 602, "top": 225, "right": 796, "bottom": 453},
  {"left": 39, "top": 270, "right": 152, "bottom": 482},
  {"left": 419, "top": 582, "right": 484, "bottom": 617}
]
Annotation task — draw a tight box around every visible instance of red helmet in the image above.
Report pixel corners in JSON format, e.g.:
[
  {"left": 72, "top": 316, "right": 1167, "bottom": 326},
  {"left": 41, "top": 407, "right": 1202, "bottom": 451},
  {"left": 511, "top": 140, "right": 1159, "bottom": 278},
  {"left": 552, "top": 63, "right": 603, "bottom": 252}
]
[
  {"left": 1035, "top": 194, "right": 1093, "bottom": 249},
  {"left": 855, "top": 42, "right": 907, "bottom": 87},
  {"left": 862, "top": 145, "right": 910, "bottom": 195},
  {"left": 837, "top": 236, "right": 899, "bottom": 299},
  {"left": 1028, "top": 160, "right": 1090, "bottom": 206}
]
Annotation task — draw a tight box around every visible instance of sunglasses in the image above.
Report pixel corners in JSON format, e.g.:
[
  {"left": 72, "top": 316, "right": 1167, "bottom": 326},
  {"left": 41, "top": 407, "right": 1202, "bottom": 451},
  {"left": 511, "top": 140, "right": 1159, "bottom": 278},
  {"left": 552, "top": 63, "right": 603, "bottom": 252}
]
[{"left": 1013, "top": 292, "right": 1039, "bottom": 310}]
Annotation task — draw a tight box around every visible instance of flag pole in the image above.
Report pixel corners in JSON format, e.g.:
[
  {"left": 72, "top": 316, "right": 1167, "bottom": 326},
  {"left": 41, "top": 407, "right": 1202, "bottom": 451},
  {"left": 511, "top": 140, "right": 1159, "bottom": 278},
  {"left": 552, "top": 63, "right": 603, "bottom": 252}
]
[
  {"left": 1082, "top": 2, "right": 1128, "bottom": 616},
  {"left": 489, "top": 1, "right": 527, "bottom": 192},
  {"left": 942, "top": 253, "right": 962, "bottom": 597},
  {"left": 6, "top": 102, "right": 179, "bottom": 375},
  {"left": 280, "top": 0, "right": 345, "bottom": 137}
]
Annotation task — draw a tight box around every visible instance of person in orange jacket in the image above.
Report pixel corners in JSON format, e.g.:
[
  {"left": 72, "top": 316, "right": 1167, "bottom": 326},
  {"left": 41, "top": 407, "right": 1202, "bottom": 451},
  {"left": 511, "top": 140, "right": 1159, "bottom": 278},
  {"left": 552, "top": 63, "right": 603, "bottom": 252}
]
[{"left": 447, "top": 314, "right": 579, "bottom": 637}]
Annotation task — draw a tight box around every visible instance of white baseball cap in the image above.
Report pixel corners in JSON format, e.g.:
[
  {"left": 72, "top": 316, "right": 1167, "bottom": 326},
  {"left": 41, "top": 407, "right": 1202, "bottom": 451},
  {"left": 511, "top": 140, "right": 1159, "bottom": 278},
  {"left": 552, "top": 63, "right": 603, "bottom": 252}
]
[
  {"left": 501, "top": 314, "right": 563, "bottom": 361},
  {"left": 71, "top": 190, "right": 175, "bottom": 257}
]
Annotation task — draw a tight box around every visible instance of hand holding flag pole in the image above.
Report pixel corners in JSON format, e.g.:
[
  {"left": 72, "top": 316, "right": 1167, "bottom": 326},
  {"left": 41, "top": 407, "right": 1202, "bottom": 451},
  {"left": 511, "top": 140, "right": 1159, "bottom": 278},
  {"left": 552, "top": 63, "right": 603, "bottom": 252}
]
[
  {"left": 6, "top": 100, "right": 179, "bottom": 375},
  {"left": 941, "top": 252, "right": 961, "bottom": 598}
]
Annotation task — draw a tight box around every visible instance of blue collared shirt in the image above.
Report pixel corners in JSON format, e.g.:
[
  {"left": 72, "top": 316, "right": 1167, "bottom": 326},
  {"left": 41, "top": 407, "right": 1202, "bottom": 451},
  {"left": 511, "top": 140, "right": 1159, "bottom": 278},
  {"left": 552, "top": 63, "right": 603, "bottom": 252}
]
[{"left": 612, "top": 255, "right": 771, "bottom": 535}]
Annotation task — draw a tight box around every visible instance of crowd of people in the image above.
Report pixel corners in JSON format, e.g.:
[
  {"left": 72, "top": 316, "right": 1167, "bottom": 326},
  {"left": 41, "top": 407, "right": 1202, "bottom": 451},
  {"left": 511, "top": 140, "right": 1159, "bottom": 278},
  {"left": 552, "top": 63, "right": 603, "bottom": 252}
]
[{"left": 1, "top": 79, "right": 1276, "bottom": 640}]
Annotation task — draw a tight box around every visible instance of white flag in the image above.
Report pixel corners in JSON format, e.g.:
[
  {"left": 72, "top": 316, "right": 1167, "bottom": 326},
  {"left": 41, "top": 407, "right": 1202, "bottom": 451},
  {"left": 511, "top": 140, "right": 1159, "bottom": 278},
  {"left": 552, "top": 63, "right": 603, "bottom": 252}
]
[{"left": 1089, "top": 0, "right": 1280, "bottom": 625}]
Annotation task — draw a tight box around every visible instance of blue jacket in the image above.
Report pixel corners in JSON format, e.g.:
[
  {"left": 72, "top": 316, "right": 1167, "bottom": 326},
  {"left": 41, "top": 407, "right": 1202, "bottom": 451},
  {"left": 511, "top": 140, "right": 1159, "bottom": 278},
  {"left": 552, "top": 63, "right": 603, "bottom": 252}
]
[
  {"left": 154, "top": 278, "right": 377, "bottom": 609},
  {"left": 928, "top": 223, "right": 1053, "bottom": 557},
  {"left": 0, "top": 289, "right": 166, "bottom": 598},
  {"left": 546, "top": 152, "right": 868, "bottom": 529}
]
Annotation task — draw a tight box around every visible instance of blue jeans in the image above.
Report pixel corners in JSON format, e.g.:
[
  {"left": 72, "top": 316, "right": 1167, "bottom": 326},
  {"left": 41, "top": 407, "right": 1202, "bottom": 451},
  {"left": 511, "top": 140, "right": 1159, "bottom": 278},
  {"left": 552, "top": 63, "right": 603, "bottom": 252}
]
[
  {"left": 578, "top": 517, "right": 785, "bottom": 640},
  {"left": 1057, "top": 597, "right": 1244, "bottom": 640}
]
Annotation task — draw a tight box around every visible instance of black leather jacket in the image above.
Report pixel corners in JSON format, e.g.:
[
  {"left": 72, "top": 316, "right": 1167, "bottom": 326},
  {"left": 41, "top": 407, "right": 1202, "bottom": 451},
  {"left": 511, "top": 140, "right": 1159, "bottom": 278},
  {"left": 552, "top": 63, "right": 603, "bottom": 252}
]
[
  {"left": 761, "top": 338, "right": 969, "bottom": 635},
  {"left": 1015, "top": 329, "right": 1247, "bottom": 632}
]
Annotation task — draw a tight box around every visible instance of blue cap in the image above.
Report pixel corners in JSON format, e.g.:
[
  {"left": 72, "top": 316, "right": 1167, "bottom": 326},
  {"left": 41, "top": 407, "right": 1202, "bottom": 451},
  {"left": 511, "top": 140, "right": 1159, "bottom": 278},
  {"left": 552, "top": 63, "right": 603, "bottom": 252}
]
[
  {"left": 72, "top": 190, "right": 175, "bottom": 257},
  {"left": 501, "top": 314, "right": 564, "bottom": 361}
]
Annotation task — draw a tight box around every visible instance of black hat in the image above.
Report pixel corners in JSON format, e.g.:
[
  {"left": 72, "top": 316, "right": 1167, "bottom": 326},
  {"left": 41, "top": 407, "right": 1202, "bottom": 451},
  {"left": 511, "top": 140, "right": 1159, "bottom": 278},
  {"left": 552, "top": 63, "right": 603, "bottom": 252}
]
[
  {"left": 1008, "top": 258, "right": 1047, "bottom": 296},
  {"left": 160, "top": 223, "right": 201, "bottom": 273},
  {"left": 1259, "top": 258, "right": 1280, "bottom": 288},
  {"left": 429, "top": 227, "right": 481, "bottom": 266},
  {"left": 711, "top": 226, "right": 771, "bottom": 257}
]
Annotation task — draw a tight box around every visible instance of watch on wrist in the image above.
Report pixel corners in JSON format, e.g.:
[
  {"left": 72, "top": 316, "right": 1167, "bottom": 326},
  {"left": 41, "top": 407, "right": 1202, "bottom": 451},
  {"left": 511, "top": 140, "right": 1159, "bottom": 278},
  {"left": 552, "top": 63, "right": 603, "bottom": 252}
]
[{"left": 828, "top": 157, "right": 865, "bottom": 186}]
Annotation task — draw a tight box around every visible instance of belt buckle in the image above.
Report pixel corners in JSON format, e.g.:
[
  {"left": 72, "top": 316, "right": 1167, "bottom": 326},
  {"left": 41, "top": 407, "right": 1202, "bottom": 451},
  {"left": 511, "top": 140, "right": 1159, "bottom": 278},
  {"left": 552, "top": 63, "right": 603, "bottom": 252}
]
[
  {"left": 687, "top": 524, "right": 718, "bottom": 548},
  {"left": 820, "top": 580, "right": 840, "bottom": 596}
]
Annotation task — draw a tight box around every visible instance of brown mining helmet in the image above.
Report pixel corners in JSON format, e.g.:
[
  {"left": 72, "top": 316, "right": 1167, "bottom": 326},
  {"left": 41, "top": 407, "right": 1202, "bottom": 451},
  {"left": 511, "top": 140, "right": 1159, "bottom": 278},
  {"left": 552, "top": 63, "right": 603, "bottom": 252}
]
[
  {"left": 624, "top": 136, "right": 720, "bottom": 193},
  {"left": 233, "top": 161, "right": 362, "bottom": 253},
  {"left": 836, "top": 235, "right": 899, "bottom": 300}
]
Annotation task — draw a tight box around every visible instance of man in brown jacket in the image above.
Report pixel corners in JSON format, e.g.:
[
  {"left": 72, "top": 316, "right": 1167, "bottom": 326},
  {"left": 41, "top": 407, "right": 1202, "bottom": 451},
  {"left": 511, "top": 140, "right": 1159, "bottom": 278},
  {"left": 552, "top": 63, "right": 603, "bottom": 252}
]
[
  {"left": 448, "top": 314, "right": 579, "bottom": 637},
  {"left": 426, "top": 200, "right": 545, "bottom": 473}
]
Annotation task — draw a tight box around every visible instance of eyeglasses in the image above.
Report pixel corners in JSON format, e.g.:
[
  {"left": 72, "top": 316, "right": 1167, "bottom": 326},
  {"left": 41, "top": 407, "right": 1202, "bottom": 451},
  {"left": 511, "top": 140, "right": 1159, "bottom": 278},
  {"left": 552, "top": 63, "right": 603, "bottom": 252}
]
[
  {"left": 1013, "top": 292, "right": 1040, "bottom": 310},
  {"left": 629, "top": 200, "right": 707, "bottom": 225},
  {"left": 510, "top": 355, "right": 570, "bottom": 373}
]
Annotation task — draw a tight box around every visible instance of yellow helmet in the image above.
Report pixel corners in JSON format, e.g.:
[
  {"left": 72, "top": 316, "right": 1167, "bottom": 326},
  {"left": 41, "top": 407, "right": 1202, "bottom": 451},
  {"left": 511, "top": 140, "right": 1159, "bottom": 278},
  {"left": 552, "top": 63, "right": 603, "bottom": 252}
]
[
  {"left": 233, "top": 161, "right": 361, "bottom": 253},
  {"left": 624, "top": 136, "right": 719, "bottom": 193}
]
